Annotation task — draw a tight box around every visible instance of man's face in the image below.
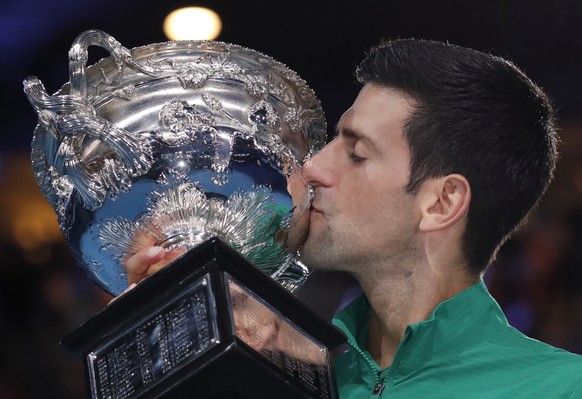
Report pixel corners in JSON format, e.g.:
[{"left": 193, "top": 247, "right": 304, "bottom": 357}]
[{"left": 299, "top": 84, "right": 421, "bottom": 275}]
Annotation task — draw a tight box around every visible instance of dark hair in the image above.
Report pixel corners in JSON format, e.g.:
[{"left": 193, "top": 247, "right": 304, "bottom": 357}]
[{"left": 356, "top": 38, "right": 558, "bottom": 274}]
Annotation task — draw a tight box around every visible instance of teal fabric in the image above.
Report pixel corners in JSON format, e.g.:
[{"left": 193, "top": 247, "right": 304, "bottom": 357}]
[{"left": 332, "top": 280, "right": 582, "bottom": 398}]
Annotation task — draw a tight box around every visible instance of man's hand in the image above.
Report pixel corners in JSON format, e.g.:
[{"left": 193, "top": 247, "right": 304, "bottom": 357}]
[{"left": 108, "top": 246, "right": 187, "bottom": 305}]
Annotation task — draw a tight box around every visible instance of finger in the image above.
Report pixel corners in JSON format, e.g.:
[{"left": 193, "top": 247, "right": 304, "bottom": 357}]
[
  {"left": 126, "top": 246, "right": 166, "bottom": 285},
  {"left": 146, "top": 246, "right": 188, "bottom": 276}
]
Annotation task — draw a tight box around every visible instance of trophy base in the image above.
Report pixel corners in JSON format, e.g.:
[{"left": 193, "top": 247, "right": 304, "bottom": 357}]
[{"left": 61, "top": 238, "right": 345, "bottom": 399}]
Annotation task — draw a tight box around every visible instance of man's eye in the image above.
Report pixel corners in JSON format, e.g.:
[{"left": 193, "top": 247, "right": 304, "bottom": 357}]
[{"left": 349, "top": 152, "right": 365, "bottom": 163}]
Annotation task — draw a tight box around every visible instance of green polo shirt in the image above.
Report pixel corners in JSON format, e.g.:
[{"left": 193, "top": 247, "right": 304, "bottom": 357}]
[{"left": 332, "top": 280, "right": 582, "bottom": 398}]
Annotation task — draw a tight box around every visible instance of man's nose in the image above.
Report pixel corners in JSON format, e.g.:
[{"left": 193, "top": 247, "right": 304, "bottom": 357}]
[{"left": 302, "top": 143, "right": 335, "bottom": 187}]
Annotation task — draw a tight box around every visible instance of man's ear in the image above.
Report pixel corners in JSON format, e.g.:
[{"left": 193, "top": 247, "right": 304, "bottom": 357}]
[{"left": 418, "top": 174, "right": 471, "bottom": 232}]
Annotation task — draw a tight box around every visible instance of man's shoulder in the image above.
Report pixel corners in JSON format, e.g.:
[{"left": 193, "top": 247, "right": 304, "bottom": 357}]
[
  {"left": 482, "top": 322, "right": 582, "bottom": 382},
  {"left": 433, "top": 326, "right": 582, "bottom": 397},
  {"left": 499, "top": 323, "right": 582, "bottom": 362}
]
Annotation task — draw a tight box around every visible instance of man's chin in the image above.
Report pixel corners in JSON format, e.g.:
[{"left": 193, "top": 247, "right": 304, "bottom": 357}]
[
  {"left": 297, "top": 239, "right": 316, "bottom": 268},
  {"left": 299, "top": 242, "right": 333, "bottom": 271}
]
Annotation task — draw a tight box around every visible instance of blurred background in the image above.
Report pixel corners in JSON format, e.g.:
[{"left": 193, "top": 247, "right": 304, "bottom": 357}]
[{"left": 2, "top": 0, "right": 582, "bottom": 397}]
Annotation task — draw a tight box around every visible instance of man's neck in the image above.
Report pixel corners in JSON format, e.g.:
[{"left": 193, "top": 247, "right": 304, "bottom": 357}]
[{"left": 356, "top": 264, "right": 478, "bottom": 368}]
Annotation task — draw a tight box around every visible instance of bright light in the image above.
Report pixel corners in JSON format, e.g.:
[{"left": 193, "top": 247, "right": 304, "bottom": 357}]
[{"left": 164, "top": 7, "right": 222, "bottom": 41}]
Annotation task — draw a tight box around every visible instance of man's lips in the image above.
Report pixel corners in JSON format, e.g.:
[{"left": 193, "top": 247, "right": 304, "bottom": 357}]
[{"left": 310, "top": 204, "right": 324, "bottom": 215}]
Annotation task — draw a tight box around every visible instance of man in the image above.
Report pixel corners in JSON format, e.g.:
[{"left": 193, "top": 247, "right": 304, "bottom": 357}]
[
  {"left": 125, "top": 39, "right": 582, "bottom": 397},
  {"left": 298, "top": 39, "right": 582, "bottom": 398}
]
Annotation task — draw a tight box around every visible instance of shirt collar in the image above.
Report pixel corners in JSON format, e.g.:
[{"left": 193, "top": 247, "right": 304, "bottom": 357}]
[{"left": 332, "top": 280, "right": 509, "bottom": 373}]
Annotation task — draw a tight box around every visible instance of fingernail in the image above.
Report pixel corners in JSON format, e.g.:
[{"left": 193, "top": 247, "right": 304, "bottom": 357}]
[
  {"left": 146, "top": 246, "right": 165, "bottom": 257},
  {"left": 126, "top": 283, "right": 137, "bottom": 292}
]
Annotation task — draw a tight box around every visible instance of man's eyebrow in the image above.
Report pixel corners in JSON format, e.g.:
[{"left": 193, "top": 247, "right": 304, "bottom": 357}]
[{"left": 335, "top": 124, "right": 378, "bottom": 151}]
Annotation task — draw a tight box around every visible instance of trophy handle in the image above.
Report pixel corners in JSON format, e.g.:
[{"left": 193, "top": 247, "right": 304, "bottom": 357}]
[
  {"left": 67, "top": 29, "right": 161, "bottom": 99},
  {"left": 24, "top": 29, "right": 154, "bottom": 211}
]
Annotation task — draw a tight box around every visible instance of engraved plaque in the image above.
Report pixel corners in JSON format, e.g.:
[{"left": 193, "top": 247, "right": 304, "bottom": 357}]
[
  {"left": 228, "top": 277, "right": 332, "bottom": 398},
  {"left": 87, "top": 275, "right": 218, "bottom": 399}
]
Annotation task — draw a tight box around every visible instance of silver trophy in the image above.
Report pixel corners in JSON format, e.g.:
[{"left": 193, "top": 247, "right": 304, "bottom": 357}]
[{"left": 24, "top": 30, "right": 343, "bottom": 398}]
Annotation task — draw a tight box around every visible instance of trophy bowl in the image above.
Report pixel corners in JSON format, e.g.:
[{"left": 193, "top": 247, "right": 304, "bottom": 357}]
[{"left": 23, "top": 29, "right": 327, "bottom": 296}]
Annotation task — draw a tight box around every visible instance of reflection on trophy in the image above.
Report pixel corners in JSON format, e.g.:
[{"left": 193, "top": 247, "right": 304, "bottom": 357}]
[{"left": 24, "top": 30, "right": 344, "bottom": 398}]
